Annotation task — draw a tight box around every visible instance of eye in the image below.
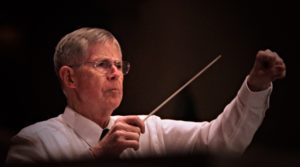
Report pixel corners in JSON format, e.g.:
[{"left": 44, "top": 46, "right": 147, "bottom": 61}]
[
  {"left": 114, "top": 61, "right": 123, "bottom": 70},
  {"left": 96, "top": 60, "right": 111, "bottom": 69}
]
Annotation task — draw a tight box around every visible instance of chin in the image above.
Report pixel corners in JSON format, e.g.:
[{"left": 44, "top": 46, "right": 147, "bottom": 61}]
[{"left": 109, "top": 99, "right": 122, "bottom": 109}]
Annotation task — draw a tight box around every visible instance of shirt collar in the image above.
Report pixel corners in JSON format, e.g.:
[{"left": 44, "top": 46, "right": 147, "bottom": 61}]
[{"left": 62, "top": 106, "right": 115, "bottom": 147}]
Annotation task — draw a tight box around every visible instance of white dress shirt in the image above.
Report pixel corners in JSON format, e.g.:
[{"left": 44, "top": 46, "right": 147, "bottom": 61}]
[{"left": 6, "top": 76, "right": 272, "bottom": 164}]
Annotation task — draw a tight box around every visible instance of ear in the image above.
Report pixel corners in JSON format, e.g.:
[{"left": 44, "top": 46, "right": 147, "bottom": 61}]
[{"left": 59, "top": 66, "right": 76, "bottom": 88}]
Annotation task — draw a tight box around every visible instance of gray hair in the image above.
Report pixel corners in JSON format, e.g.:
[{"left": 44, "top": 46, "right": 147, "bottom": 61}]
[{"left": 53, "top": 27, "right": 120, "bottom": 75}]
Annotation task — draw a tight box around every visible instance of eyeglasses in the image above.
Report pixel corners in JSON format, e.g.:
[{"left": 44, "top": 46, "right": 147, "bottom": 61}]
[{"left": 70, "top": 59, "right": 130, "bottom": 75}]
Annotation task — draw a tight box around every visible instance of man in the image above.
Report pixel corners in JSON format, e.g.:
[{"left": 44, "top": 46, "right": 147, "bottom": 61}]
[{"left": 6, "top": 27, "right": 286, "bottom": 164}]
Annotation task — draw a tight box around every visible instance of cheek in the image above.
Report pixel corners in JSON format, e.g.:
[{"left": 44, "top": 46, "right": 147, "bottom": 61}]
[
  {"left": 76, "top": 71, "right": 124, "bottom": 99},
  {"left": 89, "top": 78, "right": 106, "bottom": 94},
  {"left": 76, "top": 75, "right": 104, "bottom": 95}
]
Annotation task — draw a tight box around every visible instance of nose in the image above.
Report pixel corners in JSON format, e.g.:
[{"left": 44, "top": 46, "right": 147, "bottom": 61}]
[{"left": 107, "top": 65, "right": 121, "bottom": 80}]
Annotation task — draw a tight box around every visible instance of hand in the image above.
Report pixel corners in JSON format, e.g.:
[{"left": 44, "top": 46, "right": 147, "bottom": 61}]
[
  {"left": 90, "top": 116, "right": 145, "bottom": 157},
  {"left": 247, "top": 49, "right": 286, "bottom": 91}
]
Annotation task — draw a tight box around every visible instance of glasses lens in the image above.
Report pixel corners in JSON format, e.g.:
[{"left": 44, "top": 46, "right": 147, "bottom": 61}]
[
  {"left": 75, "top": 60, "right": 130, "bottom": 75},
  {"left": 122, "top": 61, "right": 130, "bottom": 75}
]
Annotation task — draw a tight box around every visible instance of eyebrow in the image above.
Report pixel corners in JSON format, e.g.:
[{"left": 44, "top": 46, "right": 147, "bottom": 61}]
[{"left": 89, "top": 57, "right": 122, "bottom": 62}]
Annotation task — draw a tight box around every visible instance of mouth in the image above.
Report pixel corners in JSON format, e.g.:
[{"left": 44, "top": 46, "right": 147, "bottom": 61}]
[{"left": 106, "top": 88, "right": 120, "bottom": 93}]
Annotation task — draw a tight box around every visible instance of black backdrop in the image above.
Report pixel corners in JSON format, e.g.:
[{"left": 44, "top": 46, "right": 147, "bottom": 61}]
[{"left": 1, "top": 0, "right": 299, "bottom": 166}]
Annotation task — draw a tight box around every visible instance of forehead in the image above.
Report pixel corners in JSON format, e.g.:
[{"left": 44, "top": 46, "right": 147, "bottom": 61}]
[{"left": 88, "top": 40, "right": 122, "bottom": 61}]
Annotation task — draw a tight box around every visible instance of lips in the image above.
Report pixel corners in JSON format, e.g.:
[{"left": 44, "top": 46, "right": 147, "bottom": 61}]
[
  {"left": 105, "top": 84, "right": 122, "bottom": 94},
  {"left": 106, "top": 88, "right": 120, "bottom": 93}
]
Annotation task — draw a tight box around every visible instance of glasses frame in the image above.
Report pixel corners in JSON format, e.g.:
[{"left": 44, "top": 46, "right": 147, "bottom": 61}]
[{"left": 69, "top": 59, "right": 130, "bottom": 75}]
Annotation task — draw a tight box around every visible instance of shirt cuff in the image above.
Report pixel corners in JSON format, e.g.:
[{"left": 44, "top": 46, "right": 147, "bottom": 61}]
[{"left": 237, "top": 76, "right": 273, "bottom": 109}]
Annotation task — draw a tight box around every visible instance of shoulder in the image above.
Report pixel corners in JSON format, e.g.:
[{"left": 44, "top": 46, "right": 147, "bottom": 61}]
[
  {"left": 6, "top": 116, "right": 65, "bottom": 163},
  {"left": 16, "top": 115, "right": 66, "bottom": 140}
]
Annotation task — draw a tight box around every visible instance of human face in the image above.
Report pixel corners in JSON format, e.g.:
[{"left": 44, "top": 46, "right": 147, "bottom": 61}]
[{"left": 72, "top": 40, "right": 124, "bottom": 112}]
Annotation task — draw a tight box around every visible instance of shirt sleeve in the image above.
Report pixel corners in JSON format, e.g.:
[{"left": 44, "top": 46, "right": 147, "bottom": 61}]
[{"left": 156, "top": 76, "right": 272, "bottom": 155}]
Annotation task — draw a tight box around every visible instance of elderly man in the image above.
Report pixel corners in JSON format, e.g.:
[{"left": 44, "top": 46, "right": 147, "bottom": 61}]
[{"left": 6, "top": 27, "right": 286, "bottom": 164}]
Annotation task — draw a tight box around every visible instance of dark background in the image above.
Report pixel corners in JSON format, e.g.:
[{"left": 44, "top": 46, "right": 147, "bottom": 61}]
[{"left": 1, "top": 0, "right": 299, "bottom": 166}]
